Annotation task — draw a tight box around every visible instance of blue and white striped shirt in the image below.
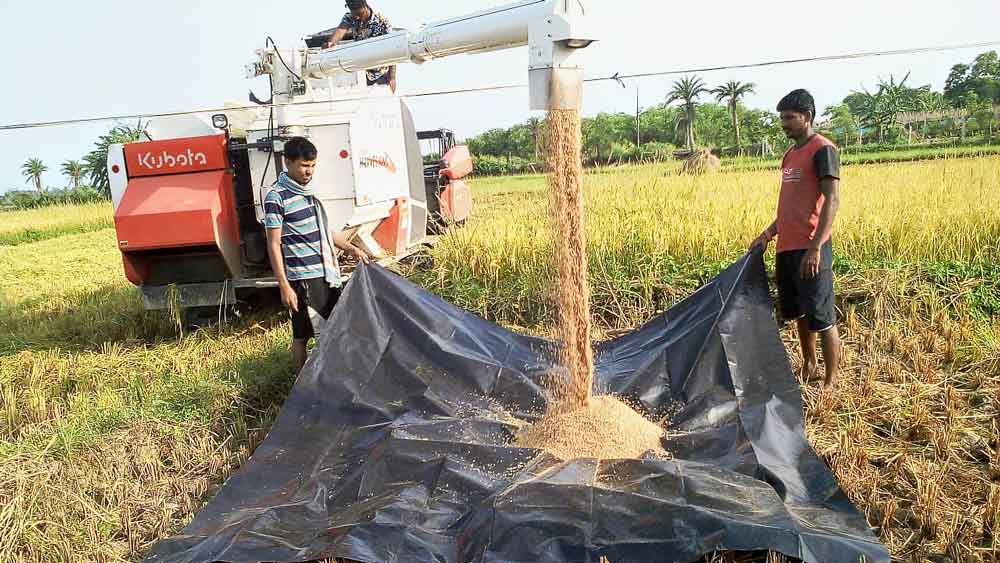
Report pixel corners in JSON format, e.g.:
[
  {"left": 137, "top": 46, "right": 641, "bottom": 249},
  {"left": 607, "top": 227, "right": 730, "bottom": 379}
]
[{"left": 263, "top": 187, "right": 327, "bottom": 282}]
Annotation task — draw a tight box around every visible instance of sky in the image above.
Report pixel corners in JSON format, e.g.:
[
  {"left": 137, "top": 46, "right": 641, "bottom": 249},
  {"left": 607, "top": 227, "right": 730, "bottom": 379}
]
[{"left": 1, "top": 0, "right": 998, "bottom": 192}]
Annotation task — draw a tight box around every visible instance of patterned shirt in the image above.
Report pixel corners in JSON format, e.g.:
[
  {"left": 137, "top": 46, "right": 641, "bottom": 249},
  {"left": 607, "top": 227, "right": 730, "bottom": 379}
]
[
  {"left": 339, "top": 9, "right": 392, "bottom": 82},
  {"left": 263, "top": 187, "right": 327, "bottom": 282}
]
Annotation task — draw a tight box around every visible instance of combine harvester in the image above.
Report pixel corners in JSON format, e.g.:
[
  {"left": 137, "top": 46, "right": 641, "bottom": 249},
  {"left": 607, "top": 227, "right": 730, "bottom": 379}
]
[{"left": 107, "top": 0, "right": 594, "bottom": 316}]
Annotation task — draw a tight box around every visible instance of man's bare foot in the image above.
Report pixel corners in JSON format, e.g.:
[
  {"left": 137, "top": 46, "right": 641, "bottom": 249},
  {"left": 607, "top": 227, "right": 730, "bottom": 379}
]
[
  {"left": 799, "top": 361, "right": 819, "bottom": 382},
  {"left": 823, "top": 373, "right": 838, "bottom": 390}
]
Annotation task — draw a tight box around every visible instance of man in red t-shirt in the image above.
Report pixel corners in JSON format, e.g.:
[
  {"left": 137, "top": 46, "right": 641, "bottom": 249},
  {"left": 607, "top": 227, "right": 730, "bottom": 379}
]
[{"left": 751, "top": 89, "right": 842, "bottom": 389}]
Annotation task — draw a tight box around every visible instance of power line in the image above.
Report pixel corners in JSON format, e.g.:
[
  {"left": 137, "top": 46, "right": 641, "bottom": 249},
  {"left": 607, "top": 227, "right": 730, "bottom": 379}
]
[
  {"left": 1, "top": 39, "right": 998, "bottom": 133},
  {"left": 595, "top": 40, "right": 1000, "bottom": 82}
]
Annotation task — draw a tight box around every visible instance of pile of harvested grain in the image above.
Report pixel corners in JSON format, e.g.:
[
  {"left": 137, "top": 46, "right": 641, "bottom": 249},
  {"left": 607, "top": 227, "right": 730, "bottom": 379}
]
[
  {"left": 514, "top": 396, "right": 667, "bottom": 460},
  {"left": 681, "top": 148, "right": 721, "bottom": 175},
  {"left": 534, "top": 109, "right": 669, "bottom": 462},
  {"left": 547, "top": 108, "right": 595, "bottom": 408}
]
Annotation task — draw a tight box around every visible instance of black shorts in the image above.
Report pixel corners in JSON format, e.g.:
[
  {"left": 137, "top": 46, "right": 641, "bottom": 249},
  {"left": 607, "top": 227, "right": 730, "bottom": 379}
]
[
  {"left": 776, "top": 241, "right": 836, "bottom": 332},
  {"left": 367, "top": 73, "right": 391, "bottom": 86},
  {"left": 290, "top": 278, "right": 341, "bottom": 341}
]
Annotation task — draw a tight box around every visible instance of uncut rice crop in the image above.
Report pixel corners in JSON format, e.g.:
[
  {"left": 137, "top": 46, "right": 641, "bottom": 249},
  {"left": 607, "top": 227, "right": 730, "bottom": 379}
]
[{"left": 0, "top": 202, "right": 113, "bottom": 246}]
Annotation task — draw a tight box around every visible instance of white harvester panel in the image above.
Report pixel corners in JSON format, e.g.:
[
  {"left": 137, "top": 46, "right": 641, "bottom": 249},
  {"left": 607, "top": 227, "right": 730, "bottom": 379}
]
[
  {"left": 108, "top": 144, "right": 128, "bottom": 210},
  {"left": 307, "top": 122, "right": 356, "bottom": 213},
  {"left": 248, "top": 97, "right": 412, "bottom": 233},
  {"left": 350, "top": 100, "right": 410, "bottom": 207}
]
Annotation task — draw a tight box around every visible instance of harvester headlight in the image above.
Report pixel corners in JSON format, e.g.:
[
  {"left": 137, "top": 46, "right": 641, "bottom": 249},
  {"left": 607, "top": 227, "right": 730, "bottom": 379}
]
[
  {"left": 559, "top": 39, "right": 595, "bottom": 49},
  {"left": 212, "top": 114, "right": 230, "bottom": 130}
]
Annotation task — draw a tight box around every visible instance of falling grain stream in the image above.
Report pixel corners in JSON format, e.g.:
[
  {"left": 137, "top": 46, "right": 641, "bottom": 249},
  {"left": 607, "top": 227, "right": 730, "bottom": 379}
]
[
  {"left": 546, "top": 108, "right": 595, "bottom": 409},
  {"left": 513, "top": 109, "right": 668, "bottom": 460}
]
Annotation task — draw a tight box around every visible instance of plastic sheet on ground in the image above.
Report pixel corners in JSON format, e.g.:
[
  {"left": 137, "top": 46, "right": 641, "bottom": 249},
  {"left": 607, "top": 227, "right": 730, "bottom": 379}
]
[{"left": 145, "top": 250, "right": 889, "bottom": 563}]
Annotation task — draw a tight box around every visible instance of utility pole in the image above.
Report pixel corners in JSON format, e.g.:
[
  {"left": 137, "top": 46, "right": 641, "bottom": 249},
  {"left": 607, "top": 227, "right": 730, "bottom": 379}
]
[{"left": 636, "top": 82, "right": 641, "bottom": 148}]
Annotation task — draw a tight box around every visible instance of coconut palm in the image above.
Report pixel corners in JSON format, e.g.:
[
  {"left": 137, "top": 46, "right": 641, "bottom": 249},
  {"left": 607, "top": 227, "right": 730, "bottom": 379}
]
[
  {"left": 61, "top": 160, "right": 86, "bottom": 190},
  {"left": 711, "top": 81, "right": 756, "bottom": 153},
  {"left": 84, "top": 122, "right": 144, "bottom": 197},
  {"left": 666, "top": 76, "right": 709, "bottom": 151},
  {"left": 21, "top": 158, "right": 47, "bottom": 193}
]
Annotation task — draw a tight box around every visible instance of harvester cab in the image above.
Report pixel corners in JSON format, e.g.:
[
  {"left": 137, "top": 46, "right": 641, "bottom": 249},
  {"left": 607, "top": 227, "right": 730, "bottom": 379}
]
[{"left": 106, "top": 0, "right": 596, "bottom": 314}]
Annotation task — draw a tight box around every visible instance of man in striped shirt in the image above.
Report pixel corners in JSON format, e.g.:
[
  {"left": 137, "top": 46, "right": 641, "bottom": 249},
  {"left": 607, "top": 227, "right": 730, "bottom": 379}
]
[{"left": 264, "top": 137, "right": 369, "bottom": 371}]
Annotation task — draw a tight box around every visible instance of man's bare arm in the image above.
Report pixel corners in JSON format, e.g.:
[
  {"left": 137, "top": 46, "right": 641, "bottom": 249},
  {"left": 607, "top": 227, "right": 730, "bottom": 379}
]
[
  {"left": 812, "top": 177, "right": 840, "bottom": 250},
  {"left": 324, "top": 27, "right": 349, "bottom": 49},
  {"left": 800, "top": 177, "right": 840, "bottom": 278},
  {"left": 750, "top": 218, "right": 779, "bottom": 250},
  {"left": 266, "top": 227, "right": 299, "bottom": 311},
  {"left": 332, "top": 230, "right": 370, "bottom": 264}
]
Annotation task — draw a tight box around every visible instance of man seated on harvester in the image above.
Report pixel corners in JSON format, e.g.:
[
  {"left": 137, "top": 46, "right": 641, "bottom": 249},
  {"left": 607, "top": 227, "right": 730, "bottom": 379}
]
[
  {"left": 324, "top": 0, "right": 397, "bottom": 93},
  {"left": 264, "top": 137, "right": 370, "bottom": 371}
]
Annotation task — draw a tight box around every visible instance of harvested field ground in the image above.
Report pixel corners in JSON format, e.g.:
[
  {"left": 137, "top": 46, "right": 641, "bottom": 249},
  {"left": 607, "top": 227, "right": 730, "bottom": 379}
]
[{"left": 1, "top": 156, "right": 999, "bottom": 562}]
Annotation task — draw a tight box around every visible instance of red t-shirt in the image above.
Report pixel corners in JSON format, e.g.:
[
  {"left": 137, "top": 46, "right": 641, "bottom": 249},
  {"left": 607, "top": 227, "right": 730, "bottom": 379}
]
[{"left": 775, "top": 134, "right": 840, "bottom": 253}]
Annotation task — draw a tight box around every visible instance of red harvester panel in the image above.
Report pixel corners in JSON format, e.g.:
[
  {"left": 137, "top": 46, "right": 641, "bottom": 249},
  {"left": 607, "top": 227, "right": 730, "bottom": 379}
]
[
  {"left": 440, "top": 145, "right": 473, "bottom": 181},
  {"left": 114, "top": 170, "right": 241, "bottom": 285},
  {"left": 124, "top": 135, "right": 227, "bottom": 178},
  {"left": 440, "top": 180, "right": 472, "bottom": 223},
  {"left": 372, "top": 198, "right": 412, "bottom": 256}
]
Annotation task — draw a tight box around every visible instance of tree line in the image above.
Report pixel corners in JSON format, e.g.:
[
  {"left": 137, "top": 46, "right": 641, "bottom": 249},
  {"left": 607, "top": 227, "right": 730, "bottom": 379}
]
[
  {"left": 7, "top": 51, "right": 1000, "bottom": 200},
  {"left": 467, "top": 51, "right": 1000, "bottom": 169},
  {"left": 3, "top": 123, "right": 143, "bottom": 208}
]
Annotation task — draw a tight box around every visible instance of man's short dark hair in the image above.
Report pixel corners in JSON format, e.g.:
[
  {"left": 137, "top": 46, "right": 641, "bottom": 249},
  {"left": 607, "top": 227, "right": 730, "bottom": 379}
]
[
  {"left": 284, "top": 137, "right": 318, "bottom": 162},
  {"left": 346, "top": 0, "right": 367, "bottom": 9},
  {"left": 777, "top": 89, "right": 816, "bottom": 123}
]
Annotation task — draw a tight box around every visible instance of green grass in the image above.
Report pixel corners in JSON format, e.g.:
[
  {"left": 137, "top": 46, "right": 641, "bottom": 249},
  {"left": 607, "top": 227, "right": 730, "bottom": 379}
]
[
  {"left": 473, "top": 141, "right": 1000, "bottom": 178},
  {"left": 720, "top": 143, "right": 1000, "bottom": 172},
  {"left": 0, "top": 202, "right": 113, "bottom": 246}
]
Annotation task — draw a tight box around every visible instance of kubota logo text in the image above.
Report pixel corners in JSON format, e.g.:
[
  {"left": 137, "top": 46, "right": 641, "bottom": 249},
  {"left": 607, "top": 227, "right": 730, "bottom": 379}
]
[
  {"left": 360, "top": 152, "right": 397, "bottom": 174},
  {"left": 136, "top": 149, "right": 209, "bottom": 170}
]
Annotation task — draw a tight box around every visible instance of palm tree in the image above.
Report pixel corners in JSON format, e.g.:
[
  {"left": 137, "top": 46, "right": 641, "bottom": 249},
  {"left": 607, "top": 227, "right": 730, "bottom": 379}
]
[
  {"left": 526, "top": 117, "right": 544, "bottom": 160},
  {"left": 61, "top": 160, "right": 86, "bottom": 190},
  {"left": 84, "top": 122, "right": 144, "bottom": 197},
  {"left": 877, "top": 73, "right": 917, "bottom": 136},
  {"left": 21, "top": 158, "right": 47, "bottom": 193},
  {"left": 711, "top": 81, "right": 756, "bottom": 154},
  {"left": 666, "top": 75, "right": 709, "bottom": 151},
  {"left": 914, "top": 88, "right": 949, "bottom": 133},
  {"left": 854, "top": 74, "right": 917, "bottom": 143}
]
